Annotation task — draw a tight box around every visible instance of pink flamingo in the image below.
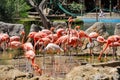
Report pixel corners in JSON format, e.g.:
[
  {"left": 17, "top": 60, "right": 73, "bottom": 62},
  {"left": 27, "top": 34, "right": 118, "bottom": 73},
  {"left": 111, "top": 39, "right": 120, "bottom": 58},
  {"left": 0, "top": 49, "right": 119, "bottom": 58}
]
[
  {"left": 97, "top": 35, "right": 120, "bottom": 60},
  {"left": 87, "top": 32, "right": 99, "bottom": 56},
  {"left": 24, "top": 50, "right": 42, "bottom": 75},
  {"left": 44, "top": 43, "right": 64, "bottom": 75},
  {"left": 0, "top": 33, "right": 10, "bottom": 52},
  {"left": 8, "top": 41, "right": 22, "bottom": 49},
  {"left": 33, "top": 31, "right": 47, "bottom": 43},
  {"left": 10, "top": 36, "right": 20, "bottom": 42}
]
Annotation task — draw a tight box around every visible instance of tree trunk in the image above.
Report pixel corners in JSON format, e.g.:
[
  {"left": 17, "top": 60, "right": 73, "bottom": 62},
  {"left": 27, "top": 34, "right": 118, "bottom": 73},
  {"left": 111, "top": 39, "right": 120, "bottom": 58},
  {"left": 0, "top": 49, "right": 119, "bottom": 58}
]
[{"left": 28, "top": 0, "right": 51, "bottom": 29}]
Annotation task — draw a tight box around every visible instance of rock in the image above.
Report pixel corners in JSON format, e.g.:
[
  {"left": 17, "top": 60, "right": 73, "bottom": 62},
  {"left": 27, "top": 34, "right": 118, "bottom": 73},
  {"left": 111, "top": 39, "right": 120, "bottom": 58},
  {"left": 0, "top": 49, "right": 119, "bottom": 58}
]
[
  {"left": 0, "top": 21, "right": 24, "bottom": 36},
  {"left": 65, "top": 65, "right": 120, "bottom": 80},
  {"left": 0, "top": 65, "right": 33, "bottom": 80},
  {"left": 85, "top": 22, "right": 109, "bottom": 37},
  {"left": 0, "top": 65, "right": 64, "bottom": 80},
  {"left": 114, "top": 23, "right": 120, "bottom": 35},
  {"left": 30, "top": 24, "right": 44, "bottom": 32}
]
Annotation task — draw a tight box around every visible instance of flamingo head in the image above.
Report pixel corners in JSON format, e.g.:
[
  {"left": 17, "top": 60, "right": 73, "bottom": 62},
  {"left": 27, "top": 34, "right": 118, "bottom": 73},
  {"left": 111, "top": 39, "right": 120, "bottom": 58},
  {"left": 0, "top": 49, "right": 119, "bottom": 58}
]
[
  {"left": 20, "top": 31, "right": 25, "bottom": 35},
  {"left": 50, "top": 27, "right": 55, "bottom": 32},
  {"left": 68, "top": 17, "right": 74, "bottom": 23},
  {"left": 97, "top": 36, "right": 106, "bottom": 43},
  {"left": 75, "top": 26, "right": 80, "bottom": 30},
  {"left": 27, "top": 32, "right": 37, "bottom": 39}
]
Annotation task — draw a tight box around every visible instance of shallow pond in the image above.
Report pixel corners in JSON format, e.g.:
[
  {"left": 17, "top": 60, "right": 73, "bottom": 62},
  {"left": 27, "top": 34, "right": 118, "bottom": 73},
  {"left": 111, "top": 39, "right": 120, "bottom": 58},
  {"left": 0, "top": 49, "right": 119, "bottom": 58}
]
[{"left": 0, "top": 49, "right": 120, "bottom": 78}]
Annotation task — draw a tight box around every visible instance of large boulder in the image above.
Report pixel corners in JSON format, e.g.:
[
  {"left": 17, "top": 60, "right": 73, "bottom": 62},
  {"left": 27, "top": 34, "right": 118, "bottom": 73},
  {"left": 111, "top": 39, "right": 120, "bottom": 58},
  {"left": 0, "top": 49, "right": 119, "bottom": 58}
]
[
  {"left": 65, "top": 64, "right": 120, "bottom": 80},
  {"left": 0, "top": 65, "right": 33, "bottom": 80},
  {"left": 85, "top": 22, "right": 109, "bottom": 37},
  {"left": 82, "top": 22, "right": 109, "bottom": 53},
  {"left": 0, "top": 65, "right": 63, "bottom": 80},
  {"left": 0, "top": 22, "right": 24, "bottom": 36}
]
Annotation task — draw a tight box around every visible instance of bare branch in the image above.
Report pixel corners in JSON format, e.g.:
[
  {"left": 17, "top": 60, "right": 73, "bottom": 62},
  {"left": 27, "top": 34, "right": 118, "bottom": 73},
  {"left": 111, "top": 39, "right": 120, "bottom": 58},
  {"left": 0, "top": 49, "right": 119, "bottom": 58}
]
[
  {"left": 39, "top": 0, "right": 48, "bottom": 10},
  {"left": 27, "top": 0, "right": 36, "bottom": 7}
]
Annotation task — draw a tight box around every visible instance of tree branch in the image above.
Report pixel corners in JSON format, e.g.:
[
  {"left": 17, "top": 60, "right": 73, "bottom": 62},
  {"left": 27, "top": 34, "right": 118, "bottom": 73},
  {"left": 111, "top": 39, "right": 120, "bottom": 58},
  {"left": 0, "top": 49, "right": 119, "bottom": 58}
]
[
  {"left": 39, "top": 0, "right": 48, "bottom": 10},
  {"left": 27, "top": 0, "right": 36, "bottom": 7}
]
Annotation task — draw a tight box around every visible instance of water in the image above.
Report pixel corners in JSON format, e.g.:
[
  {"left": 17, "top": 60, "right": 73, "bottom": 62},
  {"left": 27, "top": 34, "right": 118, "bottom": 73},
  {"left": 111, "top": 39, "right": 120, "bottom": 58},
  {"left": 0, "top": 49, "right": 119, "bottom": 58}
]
[
  {"left": 82, "top": 18, "right": 120, "bottom": 23},
  {"left": 0, "top": 51, "right": 120, "bottom": 78}
]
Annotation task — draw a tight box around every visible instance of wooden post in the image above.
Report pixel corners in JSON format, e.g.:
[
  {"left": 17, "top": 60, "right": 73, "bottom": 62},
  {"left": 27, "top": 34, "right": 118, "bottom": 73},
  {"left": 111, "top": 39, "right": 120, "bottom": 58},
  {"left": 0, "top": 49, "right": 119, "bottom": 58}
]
[
  {"left": 95, "top": 0, "right": 99, "bottom": 22},
  {"left": 109, "top": 0, "right": 112, "bottom": 16}
]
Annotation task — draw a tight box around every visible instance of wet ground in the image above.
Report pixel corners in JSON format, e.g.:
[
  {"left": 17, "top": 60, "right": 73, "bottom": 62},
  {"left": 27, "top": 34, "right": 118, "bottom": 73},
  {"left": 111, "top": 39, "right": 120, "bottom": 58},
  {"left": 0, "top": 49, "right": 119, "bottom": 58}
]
[{"left": 0, "top": 50, "right": 120, "bottom": 78}]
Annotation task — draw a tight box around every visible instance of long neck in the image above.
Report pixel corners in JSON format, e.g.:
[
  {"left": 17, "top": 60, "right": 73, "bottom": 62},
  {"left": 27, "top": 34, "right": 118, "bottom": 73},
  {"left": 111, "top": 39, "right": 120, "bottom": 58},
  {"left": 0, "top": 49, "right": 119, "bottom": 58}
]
[
  {"left": 99, "top": 42, "right": 110, "bottom": 59},
  {"left": 31, "top": 58, "right": 35, "bottom": 64},
  {"left": 88, "top": 37, "right": 92, "bottom": 43},
  {"left": 22, "top": 34, "right": 25, "bottom": 44}
]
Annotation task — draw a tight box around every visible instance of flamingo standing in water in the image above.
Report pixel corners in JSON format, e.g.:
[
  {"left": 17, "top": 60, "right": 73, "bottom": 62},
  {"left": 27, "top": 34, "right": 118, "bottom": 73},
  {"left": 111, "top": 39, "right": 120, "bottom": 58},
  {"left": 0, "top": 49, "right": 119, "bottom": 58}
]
[
  {"left": 24, "top": 50, "right": 42, "bottom": 75},
  {"left": 21, "top": 31, "right": 42, "bottom": 75},
  {"left": 97, "top": 35, "right": 120, "bottom": 61},
  {"left": 87, "top": 32, "right": 99, "bottom": 56},
  {"left": 44, "top": 43, "right": 64, "bottom": 76}
]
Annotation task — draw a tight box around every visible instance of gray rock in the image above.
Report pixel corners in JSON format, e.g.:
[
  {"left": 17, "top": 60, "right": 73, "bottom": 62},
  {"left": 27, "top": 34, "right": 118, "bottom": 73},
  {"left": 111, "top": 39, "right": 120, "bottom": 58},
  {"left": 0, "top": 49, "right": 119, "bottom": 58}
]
[
  {"left": 65, "top": 65, "right": 120, "bottom": 80},
  {"left": 0, "top": 21, "right": 24, "bottom": 36},
  {"left": 30, "top": 24, "right": 44, "bottom": 32},
  {"left": 114, "top": 23, "right": 120, "bottom": 35},
  {"left": 0, "top": 65, "right": 33, "bottom": 80},
  {"left": 85, "top": 22, "right": 109, "bottom": 37}
]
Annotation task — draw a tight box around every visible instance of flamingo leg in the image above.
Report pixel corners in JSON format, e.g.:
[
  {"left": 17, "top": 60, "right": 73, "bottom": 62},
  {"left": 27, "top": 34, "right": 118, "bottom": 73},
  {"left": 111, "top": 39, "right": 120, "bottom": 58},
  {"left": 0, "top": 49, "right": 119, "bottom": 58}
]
[
  {"left": 42, "top": 52, "right": 45, "bottom": 74},
  {"left": 112, "top": 47, "right": 118, "bottom": 60},
  {"left": 98, "top": 43, "right": 109, "bottom": 61}
]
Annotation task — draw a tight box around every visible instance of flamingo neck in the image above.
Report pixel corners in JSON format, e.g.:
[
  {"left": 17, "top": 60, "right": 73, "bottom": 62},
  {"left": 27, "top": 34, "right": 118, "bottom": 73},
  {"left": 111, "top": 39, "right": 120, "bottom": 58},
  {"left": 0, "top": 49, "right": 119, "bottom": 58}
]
[
  {"left": 32, "top": 58, "right": 35, "bottom": 64},
  {"left": 22, "top": 34, "right": 25, "bottom": 44},
  {"left": 89, "top": 37, "right": 92, "bottom": 43}
]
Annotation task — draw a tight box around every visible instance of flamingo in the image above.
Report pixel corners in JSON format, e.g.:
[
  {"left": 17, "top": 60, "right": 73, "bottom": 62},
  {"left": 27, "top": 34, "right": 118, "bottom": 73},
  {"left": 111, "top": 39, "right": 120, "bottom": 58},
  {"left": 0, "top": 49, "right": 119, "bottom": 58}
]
[
  {"left": 8, "top": 41, "right": 22, "bottom": 49},
  {"left": 87, "top": 32, "right": 99, "bottom": 56},
  {"left": 97, "top": 36, "right": 106, "bottom": 43},
  {"left": 27, "top": 32, "right": 37, "bottom": 39},
  {"left": 55, "top": 35, "right": 69, "bottom": 51},
  {"left": 27, "top": 31, "right": 37, "bottom": 42},
  {"left": 43, "top": 43, "right": 64, "bottom": 75},
  {"left": 32, "top": 63, "right": 42, "bottom": 75},
  {"left": 20, "top": 31, "right": 34, "bottom": 51},
  {"left": 22, "top": 42, "right": 34, "bottom": 51},
  {"left": 97, "top": 36, "right": 120, "bottom": 60},
  {"left": 44, "top": 43, "right": 64, "bottom": 53},
  {"left": 68, "top": 17, "right": 74, "bottom": 28},
  {"left": 98, "top": 35, "right": 120, "bottom": 60},
  {"left": 109, "top": 42, "right": 120, "bottom": 60},
  {"left": 24, "top": 50, "right": 35, "bottom": 64},
  {"left": 34, "top": 37, "right": 51, "bottom": 52},
  {"left": 41, "top": 29, "right": 52, "bottom": 35},
  {"left": 0, "top": 33, "right": 10, "bottom": 52},
  {"left": 21, "top": 30, "right": 42, "bottom": 74},
  {"left": 10, "top": 36, "right": 20, "bottom": 42},
  {"left": 56, "top": 28, "right": 66, "bottom": 38},
  {"left": 33, "top": 31, "right": 48, "bottom": 43},
  {"left": 23, "top": 42, "right": 42, "bottom": 75}
]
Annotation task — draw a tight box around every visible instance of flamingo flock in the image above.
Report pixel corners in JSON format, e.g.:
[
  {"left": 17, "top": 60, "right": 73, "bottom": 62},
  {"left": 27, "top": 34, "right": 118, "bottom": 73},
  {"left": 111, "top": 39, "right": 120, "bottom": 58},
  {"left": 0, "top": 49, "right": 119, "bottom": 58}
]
[{"left": 0, "top": 17, "right": 120, "bottom": 75}]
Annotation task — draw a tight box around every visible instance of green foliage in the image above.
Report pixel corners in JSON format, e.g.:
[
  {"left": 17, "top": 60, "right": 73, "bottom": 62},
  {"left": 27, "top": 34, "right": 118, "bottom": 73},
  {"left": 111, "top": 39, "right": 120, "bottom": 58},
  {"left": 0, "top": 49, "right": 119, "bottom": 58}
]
[
  {"left": 68, "top": 1, "right": 85, "bottom": 13},
  {"left": 13, "top": 0, "right": 30, "bottom": 18},
  {"left": 0, "top": 0, "right": 30, "bottom": 22}
]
